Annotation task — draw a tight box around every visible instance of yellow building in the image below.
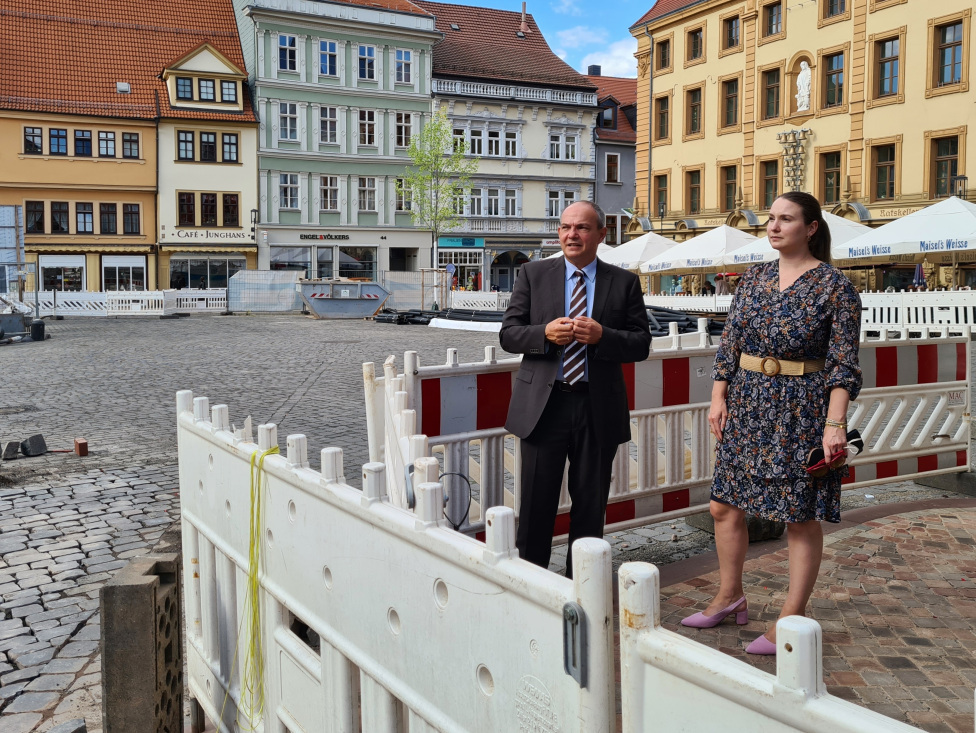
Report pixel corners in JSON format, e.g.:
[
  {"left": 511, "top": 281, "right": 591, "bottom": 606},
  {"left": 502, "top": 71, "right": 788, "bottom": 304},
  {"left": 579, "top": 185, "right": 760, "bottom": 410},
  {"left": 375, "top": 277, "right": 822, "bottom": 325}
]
[
  {"left": 629, "top": 0, "right": 975, "bottom": 288},
  {"left": 0, "top": 111, "right": 157, "bottom": 291}
]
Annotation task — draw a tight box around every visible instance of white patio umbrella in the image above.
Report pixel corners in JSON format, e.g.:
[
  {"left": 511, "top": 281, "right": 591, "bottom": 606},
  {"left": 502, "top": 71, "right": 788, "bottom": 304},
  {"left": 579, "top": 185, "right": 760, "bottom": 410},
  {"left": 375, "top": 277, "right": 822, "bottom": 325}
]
[
  {"left": 832, "top": 196, "right": 976, "bottom": 267},
  {"left": 725, "top": 211, "right": 871, "bottom": 267},
  {"left": 639, "top": 225, "right": 757, "bottom": 274},
  {"left": 598, "top": 229, "right": 674, "bottom": 270}
]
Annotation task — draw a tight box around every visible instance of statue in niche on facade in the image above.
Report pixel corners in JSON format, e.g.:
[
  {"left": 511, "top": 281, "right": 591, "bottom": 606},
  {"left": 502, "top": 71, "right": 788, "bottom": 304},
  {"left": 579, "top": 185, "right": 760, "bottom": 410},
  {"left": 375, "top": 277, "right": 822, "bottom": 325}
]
[{"left": 795, "top": 61, "right": 812, "bottom": 112}]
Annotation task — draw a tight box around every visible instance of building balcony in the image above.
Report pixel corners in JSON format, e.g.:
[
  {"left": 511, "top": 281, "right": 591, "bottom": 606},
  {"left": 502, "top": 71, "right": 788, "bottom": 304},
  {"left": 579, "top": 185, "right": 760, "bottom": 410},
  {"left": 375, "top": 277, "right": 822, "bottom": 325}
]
[{"left": 433, "top": 79, "right": 597, "bottom": 107}]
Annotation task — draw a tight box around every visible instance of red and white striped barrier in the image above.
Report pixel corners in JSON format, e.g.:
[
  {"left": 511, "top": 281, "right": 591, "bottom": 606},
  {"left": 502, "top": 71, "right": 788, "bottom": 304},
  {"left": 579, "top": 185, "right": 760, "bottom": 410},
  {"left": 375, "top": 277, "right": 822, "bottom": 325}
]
[{"left": 365, "top": 329, "right": 971, "bottom": 542}]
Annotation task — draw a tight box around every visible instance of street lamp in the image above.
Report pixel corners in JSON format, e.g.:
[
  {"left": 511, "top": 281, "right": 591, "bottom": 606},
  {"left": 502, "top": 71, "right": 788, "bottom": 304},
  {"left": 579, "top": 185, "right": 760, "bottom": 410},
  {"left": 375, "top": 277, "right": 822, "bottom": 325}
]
[{"left": 952, "top": 175, "right": 969, "bottom": 200}]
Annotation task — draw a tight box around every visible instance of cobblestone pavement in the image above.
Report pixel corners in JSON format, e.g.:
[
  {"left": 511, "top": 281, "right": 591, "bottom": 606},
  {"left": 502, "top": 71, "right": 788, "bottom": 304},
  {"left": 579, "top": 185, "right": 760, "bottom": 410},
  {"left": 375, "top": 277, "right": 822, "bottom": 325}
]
[
  {"left": 662, "top": 505, "right": 976, "bottom": 733},
  {"left": 0, "top": 315, "right": 974, "bottom": 732}
]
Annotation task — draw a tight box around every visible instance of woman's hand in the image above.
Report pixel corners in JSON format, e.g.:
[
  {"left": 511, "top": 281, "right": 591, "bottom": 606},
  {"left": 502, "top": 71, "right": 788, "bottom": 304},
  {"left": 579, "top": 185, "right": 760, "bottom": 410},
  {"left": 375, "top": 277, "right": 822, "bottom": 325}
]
[
  {"left": 823, "top": 424, "right": 847, "bottom": 463},
  {"left": 709, "top": 394, "right": 728, "bottom": 442}
]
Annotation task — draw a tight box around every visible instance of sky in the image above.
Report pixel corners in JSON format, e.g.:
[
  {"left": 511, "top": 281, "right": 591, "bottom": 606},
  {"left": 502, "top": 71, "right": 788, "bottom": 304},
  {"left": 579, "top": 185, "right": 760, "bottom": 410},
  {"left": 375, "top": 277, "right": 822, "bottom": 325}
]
[{"left": 456, "top": 0, "right": 655, "bottom": 79}]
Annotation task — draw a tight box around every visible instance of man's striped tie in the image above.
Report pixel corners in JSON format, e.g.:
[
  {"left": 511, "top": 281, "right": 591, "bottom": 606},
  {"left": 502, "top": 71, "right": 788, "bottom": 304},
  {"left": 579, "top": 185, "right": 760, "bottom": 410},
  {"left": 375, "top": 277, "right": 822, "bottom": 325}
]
[{"left": 562, "top": 270, "right": 586, "bottom": 385}]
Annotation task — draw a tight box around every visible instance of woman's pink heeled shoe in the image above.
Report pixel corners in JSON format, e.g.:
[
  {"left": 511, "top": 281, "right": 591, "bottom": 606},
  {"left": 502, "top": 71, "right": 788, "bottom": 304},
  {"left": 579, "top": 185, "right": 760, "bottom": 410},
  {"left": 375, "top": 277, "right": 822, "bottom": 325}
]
[
  {"left": 680, "top": 596, "right": 748, "bottom": 628},
  {"left": 745, "top": 634, "right": 777, "bottom": 655}
]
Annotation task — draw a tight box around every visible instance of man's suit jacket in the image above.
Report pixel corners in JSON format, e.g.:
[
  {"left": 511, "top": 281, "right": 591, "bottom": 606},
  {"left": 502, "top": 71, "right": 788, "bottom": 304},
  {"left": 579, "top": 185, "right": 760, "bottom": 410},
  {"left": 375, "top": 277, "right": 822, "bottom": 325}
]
[{"left": 499, "top": 256, "right": 651, "bottom": 446}]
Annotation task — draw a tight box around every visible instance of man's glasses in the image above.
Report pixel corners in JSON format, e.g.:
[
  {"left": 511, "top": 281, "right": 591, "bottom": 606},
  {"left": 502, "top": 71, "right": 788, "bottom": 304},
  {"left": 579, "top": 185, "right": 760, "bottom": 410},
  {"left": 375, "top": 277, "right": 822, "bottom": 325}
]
[{"left": 806, "top": 429, "right": 864, "bottom": 478}]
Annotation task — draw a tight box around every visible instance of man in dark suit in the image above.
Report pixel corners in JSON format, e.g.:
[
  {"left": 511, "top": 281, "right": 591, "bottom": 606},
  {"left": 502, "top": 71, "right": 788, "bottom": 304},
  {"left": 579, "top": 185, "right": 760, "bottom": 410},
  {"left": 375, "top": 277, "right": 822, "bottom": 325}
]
[{"left": 499, "top": 201, "right": 651, "bottom": 574}]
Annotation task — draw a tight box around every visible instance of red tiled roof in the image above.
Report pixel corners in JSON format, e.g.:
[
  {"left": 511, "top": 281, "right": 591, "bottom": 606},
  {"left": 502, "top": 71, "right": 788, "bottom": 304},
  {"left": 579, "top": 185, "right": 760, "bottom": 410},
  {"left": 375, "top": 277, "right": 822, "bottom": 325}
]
[
  {"left": 414, "top": 0, "right": 595, "bottom": 91},
  {"left": 631, "top": 0, "right": 705, "bottom": 30},
  {"left": 586, "top": 75, "right": 637, "bottom": 143},
  {"left": 0, "top": 0, "right": 256, "bottom": 122}
]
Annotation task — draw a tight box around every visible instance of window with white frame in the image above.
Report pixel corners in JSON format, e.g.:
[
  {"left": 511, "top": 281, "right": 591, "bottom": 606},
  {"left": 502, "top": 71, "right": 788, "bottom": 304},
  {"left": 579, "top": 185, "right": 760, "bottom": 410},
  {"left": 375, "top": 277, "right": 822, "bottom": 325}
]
[
  {"left": 505, "top": 131, "right": 518, "bottom": 156},
  {"left": 358, "top": 176, "right": 376, "bottom": 210},
  {"left": 320, "top": 40, "right": 337, "bottom": 76},
  {"left": 395, "top": 113, "right": 411, "bottom": 148},
  {"left": 320, "top": 176, "right": 338, "bottom": 210},
  {"left": 486, "top": 188, "right": 500, "bottom": 216},
  {"left": 487, "top": 130, "right": 500, "bottom": 156},
  {"left": 452, "top": 192, "right": 464, "bottom": 215},
  {"left": 279, "top": 102, "right": 298, "bottom": 141},
  {"left": 547, "top": 190, "right": 576, "bottom": 217},
  {"left": 320, "top": 107, "right": 337, "bottom": 144},
  {"left": 359, "top": 110, "right": 375, "bottom": 146},
  {"left": 548, "top": 131, "right": 579, "bottom": 161},
  {"left": 396, "top": 178, "right": 411, "bottom": 211},
  {"left": 395, "top": 49, "right": 412, "bottom": 83},
  {"left": 279, "top": 35, "right": 297, "bottom": 71},
  {"left": 469, "top": 188, "right": 483, "bottom": 215},
  {"left": 358, "top": 45, "right": 375, "bottom": 80},
  {"left": 505, "top": 189, "right": 517, "bottom": 216},
  {"left": 453, "top": 128, "right": 465, "bottom": 152},
  {"left": 279, "top": 173, "right": 299, "bottom": 209},
  {"left": 549, "top": 134, "right": 561, "bottom": 160},
  {"left": 470, "top": 129, "right": 483, "bottom": 155},
  {"left": 606, "top": 153, "right": 620, "bottom": 183}
]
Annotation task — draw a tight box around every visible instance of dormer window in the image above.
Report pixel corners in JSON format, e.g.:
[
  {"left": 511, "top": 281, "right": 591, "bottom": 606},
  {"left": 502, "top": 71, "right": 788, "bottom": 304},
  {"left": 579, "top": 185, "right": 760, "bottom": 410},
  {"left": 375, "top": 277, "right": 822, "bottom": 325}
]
[
  {"left": 221, "top": 81, "right": 237, "bottom": 103},
  {"left": 176, "top": 77, "right": 193, "bottom": 100},
  {"left": 600, "top": 106, "right": 615, "bottom": 128},
  {"left": 199, "top": 79, "right": 215, "bottom": 101}
]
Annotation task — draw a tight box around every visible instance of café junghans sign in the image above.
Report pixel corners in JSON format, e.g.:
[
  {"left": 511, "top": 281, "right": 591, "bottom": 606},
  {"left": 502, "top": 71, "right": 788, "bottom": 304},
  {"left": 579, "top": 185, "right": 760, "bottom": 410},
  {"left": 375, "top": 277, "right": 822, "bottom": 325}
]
[{"left": 176, "top": 229, "right": 249, "bottom": 240}]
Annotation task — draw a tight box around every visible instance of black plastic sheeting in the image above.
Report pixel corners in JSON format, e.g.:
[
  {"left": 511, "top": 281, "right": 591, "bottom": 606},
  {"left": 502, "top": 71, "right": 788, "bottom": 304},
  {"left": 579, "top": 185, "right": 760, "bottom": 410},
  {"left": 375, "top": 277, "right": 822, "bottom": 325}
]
[{"left": 374, "top": 306, "right": 726, "bottom": 337}]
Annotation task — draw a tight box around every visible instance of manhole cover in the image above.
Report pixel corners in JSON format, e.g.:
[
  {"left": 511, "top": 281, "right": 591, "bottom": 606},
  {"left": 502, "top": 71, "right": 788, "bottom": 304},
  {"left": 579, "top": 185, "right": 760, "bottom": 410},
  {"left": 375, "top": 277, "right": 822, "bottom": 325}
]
[{"left": 0, "top": 405, "right": 36, "bottom": 416}]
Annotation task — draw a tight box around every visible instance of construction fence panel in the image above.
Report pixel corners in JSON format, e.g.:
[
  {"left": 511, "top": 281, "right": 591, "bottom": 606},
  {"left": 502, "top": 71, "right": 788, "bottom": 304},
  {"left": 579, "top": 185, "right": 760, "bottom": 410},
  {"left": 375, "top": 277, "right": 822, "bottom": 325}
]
[
  {"left": 177, "top": 391, "right": 614, "bottom": 733},
  {"left": 365, "top": 329, "right": 971, "bottom": 541},
  {"left": 163, "top": 289, "right": 228, "bottom": 313},
  {"left": 618, "top": 563, "right": 922, "bottom": 733}
]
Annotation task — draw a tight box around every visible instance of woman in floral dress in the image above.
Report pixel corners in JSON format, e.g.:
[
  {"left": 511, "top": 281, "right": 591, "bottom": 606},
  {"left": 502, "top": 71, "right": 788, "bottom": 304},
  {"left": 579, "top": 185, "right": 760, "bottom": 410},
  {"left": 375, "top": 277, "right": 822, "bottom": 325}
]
[{"left": 680, "top": 192, "right": 862, "bottom": 655}]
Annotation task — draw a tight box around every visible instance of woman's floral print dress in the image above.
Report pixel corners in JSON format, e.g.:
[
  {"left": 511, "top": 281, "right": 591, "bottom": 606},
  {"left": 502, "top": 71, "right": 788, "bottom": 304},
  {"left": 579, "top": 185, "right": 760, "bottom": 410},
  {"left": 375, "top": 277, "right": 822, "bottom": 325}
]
[{"left": 711, "top": 261, "right": 862, "bottom": 523}]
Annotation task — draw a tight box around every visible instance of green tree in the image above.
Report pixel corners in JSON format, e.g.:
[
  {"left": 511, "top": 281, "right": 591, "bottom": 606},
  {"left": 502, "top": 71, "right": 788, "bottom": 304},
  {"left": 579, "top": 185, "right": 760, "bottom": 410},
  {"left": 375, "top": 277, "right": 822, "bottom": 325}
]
[{"left": 397, "top": 111, "right": 479, "bottom": 268}]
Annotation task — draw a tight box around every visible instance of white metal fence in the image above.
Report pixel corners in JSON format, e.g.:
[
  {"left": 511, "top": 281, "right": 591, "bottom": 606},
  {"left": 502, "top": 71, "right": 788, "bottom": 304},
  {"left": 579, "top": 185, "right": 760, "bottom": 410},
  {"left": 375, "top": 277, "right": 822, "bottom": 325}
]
[
  {"left": 178, "top": 391, "right": 936, "bottom": 733},
  {"left": 449, "top": 291, "right": 512, "bottom": 311},
  {"left": 645, "top": 290, "right": 976, "bottom": 330},
  {"left": 12, "top": 289, "right": 227, "bottom": 317},
  {"left": 365, "top": 329, "right": 971, "bottom": 539}
]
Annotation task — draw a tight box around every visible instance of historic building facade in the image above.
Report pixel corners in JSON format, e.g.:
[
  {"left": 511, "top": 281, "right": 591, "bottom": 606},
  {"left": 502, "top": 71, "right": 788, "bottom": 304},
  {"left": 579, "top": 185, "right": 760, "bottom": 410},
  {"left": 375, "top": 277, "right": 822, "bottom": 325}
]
[
  {"left": 416, "top": 0, "right": 598, "bottom": 291},
  {"left": 157, "top": 44, "right": 260, "bottom": 289},
  {"left": 629, "top": 0, "right": 974, "bottom": 285},
  {"left": 233, "top": 0, "right": 440, "bottom": 279},
  {"left": 1, "top": 0, "right": 256, "bottom": 292},
  {"left": 586, "top": 67, "right": 638, "bottom": 246}
]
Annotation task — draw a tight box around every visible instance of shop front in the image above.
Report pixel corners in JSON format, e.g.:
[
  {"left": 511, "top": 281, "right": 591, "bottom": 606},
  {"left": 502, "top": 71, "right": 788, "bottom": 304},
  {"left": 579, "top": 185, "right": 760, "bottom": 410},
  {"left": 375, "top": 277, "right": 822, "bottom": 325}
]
[
  {"left": 438, "top": 236, "right": 484, "bottom": 290},
  {"left": 158, "top": 228, "right": 257, "bottom": 290},
  {"left": 264, "top": 227, "right": 428, "bottom": 282}
]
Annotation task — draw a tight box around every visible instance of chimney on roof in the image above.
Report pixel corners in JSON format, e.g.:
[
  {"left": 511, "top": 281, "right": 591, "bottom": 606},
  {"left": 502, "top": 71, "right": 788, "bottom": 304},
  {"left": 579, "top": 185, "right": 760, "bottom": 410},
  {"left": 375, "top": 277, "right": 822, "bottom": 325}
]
[
  {"left": 588, "top": 65, "right": 601, "bottom": 76},
  {"left": 520, "top": 2, "right": 529, "bottom": 33}
]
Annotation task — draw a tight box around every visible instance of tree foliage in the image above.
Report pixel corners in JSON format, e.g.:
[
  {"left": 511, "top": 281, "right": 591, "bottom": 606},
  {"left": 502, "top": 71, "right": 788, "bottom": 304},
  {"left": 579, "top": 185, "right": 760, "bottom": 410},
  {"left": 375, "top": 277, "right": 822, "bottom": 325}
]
[{"left": 397, "top": 111, "right": 479, "bottom": 247}]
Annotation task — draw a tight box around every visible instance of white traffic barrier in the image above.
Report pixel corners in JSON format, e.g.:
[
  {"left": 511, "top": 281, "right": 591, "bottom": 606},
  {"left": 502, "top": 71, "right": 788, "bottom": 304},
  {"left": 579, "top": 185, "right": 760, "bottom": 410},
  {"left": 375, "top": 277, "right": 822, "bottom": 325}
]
[
  {"left": 365, "top": 330, "right": 971, "bottom": 540},
  {"left": 646, "top": 290, "right": 976, "bottom": 331},
  {"left": 450, "top": 291, "right": 512, "bottom": 311},
  {"left": 618, "top": 563, "right": 923, "bottom": 733},
  {"left": 163, "top": 288, "right": 228, "bottom": 313},
  {"left": 177, "top": 390, "right": 614, "bottom": 733},
  {"left": 14, "top": 289, "right": 227, "bottom": 317}
]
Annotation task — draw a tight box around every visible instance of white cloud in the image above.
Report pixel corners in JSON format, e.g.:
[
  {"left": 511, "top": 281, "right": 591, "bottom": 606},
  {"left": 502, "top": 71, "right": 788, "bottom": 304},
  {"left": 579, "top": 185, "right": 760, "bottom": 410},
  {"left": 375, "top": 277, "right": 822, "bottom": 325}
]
[
  {"left": 580, "top": 37, "right": 639, "bottom": 78},
  {"left": 550, "top": 0, "right": 582, "bottom": 16},
  {"left": 557, "top": 26, "right": 608, "bottom": 49}
]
